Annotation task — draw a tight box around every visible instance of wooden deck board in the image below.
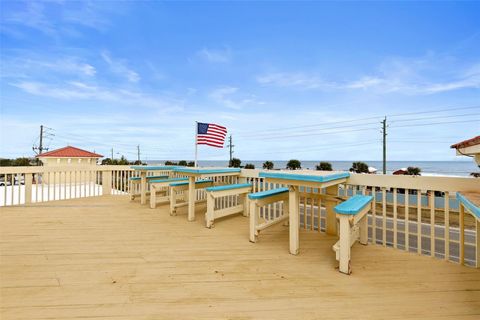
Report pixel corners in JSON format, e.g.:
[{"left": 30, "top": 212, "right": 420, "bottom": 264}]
[{"left": 1, "top": 195, "right": 479, "bottom": 319}]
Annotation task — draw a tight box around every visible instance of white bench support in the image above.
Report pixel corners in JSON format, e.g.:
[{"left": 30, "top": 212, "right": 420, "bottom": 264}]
[
  {"left": 205, "top": 185, "right": 252, "bottom": 228},
  {"left": 249, "top": 191, "right": 289, "bottom": 243},
  {"left": 333, "top": 203, "right": 370, "bottom": 275},
  {"left": 170, "top": 181, "right": 214, "bottom": 216}
]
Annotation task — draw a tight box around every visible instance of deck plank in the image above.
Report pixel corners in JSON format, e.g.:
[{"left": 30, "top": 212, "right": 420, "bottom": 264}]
[{"left": 1, "top": 196, "right": 479, "bottom": 319}]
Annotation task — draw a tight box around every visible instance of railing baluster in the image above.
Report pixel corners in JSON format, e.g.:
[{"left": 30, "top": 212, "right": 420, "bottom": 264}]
[
  {"left": 382, "top": 187, "right": 387, "bottom": 247},
  {"left": 459, "top": 204, "right": 465, "bottom": 265},
  {"left": 393, "top": 188, "right": 398, "bottom": 248},
  {"left": 417, "top": 190, "right": 422, "bottom": 254},
  {"left": 444, "top": 191, "right": 450, "bottom": 261},
  {"left": 430, "top": 191, "right": 435, "bottom": 257},
  {"left": 405, "top": 188, "right": 409, "bottom": 252}
]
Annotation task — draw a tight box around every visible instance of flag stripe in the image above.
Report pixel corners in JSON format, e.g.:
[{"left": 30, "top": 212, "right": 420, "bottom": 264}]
[{"left": 196, "top": 122, "right": 227, "bottom": 148}]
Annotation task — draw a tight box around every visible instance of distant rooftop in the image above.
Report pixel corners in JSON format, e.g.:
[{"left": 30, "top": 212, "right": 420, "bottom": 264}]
[
  {"left": 450, "top": 135, "right": 480, "bottom": 149},
  {"left": 36, "top": 146, "right": 103, "bottom": 158}
]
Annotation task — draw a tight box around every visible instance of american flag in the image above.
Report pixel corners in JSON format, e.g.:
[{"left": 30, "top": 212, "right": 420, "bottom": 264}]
[{"left": 196, "top": 122, "right": 227, "bottom": 148}]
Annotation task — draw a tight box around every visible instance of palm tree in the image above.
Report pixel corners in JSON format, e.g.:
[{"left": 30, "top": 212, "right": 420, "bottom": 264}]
[
  {"left": 316, "top": 161, "right": 332, "bottom": 171},
  {"left": 263, "top": 161, "right": 274, "bottom": 170},
  {"left": 406, "top": 166, "right": 421, "bottom": 175},
  {"left": 286, "top": 159, "right": 301, "bottom": 170}
]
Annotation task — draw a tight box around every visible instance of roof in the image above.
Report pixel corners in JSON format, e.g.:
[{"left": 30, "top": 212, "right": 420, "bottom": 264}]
[
  {"left": 36, "top": 146, "right": 103, "bottom": 158},
  {"left": 450, "top": 136, "right": 480, "bottom": 149}
]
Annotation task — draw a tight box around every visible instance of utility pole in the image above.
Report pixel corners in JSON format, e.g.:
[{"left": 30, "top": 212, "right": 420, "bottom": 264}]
[
  {"left": 137, "top": 145, "right": 140, "bottom": 162},
  {"left": 227, "top": 135, "right": 234, "bottom": 162},
  {"left": 382, "top": 116, "right": 387, "bottom": 175},
  {"left": 33, "top": 125, "right": 54, "bottom": 155},
  {"left": 111, "top": 148, "right": 114, "bottom": 160}
]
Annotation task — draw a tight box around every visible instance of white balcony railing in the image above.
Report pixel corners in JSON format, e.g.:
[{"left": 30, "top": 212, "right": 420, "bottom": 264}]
[{"left": 1, "top": 165, "right": 478, "bottom": 267}]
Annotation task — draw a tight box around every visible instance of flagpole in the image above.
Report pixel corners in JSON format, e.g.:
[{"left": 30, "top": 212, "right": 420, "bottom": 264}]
[{"left": 194, "top": 121, "right": 198, "bottom": 167}]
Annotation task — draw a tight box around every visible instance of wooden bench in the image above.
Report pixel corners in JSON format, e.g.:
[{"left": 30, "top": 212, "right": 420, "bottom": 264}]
[
  {"left": 169, "top": 179, "right": 215, "bottom": 215},
  {"left": 332, "top": 195, "right": 373, "bottom": 275},
  {"left": 249, "top": 187, "right": 289, "bottom": 242},
  {"left": 205, "top": 183, "right": 252, "bottom": 228},
  {"left": 149, "top": 178, "right": 188, "bottom": 209},
  {"left": 129, "top": 175, "right": 169, "bottom": 200}
]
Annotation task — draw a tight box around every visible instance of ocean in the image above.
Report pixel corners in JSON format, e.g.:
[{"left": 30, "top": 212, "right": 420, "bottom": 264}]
[{"left": 147, "top": 160, "right": 479, "bottom": 177}]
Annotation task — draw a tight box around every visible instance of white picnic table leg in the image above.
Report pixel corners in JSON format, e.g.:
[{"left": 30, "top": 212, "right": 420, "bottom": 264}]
[
  {"left": 338, "top": 215, "right": 351, "bottom": 274},
  {"left": 169, "top": 186, "right": 176, "bottom": 215},
  {"left": 150, "top": 184, "right": 156, "bottom": 209},
  {"left": 140, "top": 171, "right": 147, "bottom": 205},
  {"left": 188, "top": 176, "right": 196, "bottom": 221},
  {"left": 289, "top": 185, "right": 300, "bottom": 255}
]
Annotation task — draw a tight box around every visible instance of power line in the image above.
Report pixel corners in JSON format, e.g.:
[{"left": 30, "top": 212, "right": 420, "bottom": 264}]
[
  {"left": 234, "top": 105, "right": 479, "bottom": 137},
  {"left": 388, "top": 105, "right": 480, "bottom": 118},
  {"left": 390, "top": 119, "right": 480, "bottom": 129},
  {"left": 237, "top": 121, "right": 380, "bottom": 138},
  {"left": 238, "top": 126, "right": 380, "bottom": 141},
  {"left": 389, "top": 112, "right": 480, "bottom": 124}
]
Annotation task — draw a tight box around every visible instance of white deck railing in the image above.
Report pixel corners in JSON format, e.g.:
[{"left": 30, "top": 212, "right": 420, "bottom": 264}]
[{"left": 1, "top": 165, "right": 478, "bottom": 266}]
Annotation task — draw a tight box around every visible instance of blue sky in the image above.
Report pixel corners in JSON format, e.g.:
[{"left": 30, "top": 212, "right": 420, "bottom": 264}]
[{"left": 1, "top": 1, "right": 479, "bottom": 161}]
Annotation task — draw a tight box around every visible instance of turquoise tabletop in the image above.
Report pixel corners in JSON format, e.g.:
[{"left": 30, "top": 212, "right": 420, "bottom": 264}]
[
  {"left": 259, "top": 171, "right": 350, "bottom": 183},
  {"left": 173, "top": 168, "right": 241, "bottom": 174},
  {"left": 131, "top": 165, "right": 180, "bottom": 170}
]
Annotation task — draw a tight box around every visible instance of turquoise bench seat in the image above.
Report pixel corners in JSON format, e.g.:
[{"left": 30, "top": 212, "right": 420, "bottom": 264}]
[
  {"left": 457, "top": 192, "right": 480, "bottom": 220},
  {"left": 129, "top": 175, "right": 168, "bottom": 181},
  {"left": 248, "top": 187, "right": 289, "bottom": 200},
  {"left": 149, "top": 177, "right": 188, "bottom": 184},
  {"left": 334, "top": 195, "right": 373, "bottom": 215},
  {"left": 206, "top": 183, "right": 252, "bottom": 192},
  {"left": 170, "top": 179, "right": 214, "bottom": 187}
]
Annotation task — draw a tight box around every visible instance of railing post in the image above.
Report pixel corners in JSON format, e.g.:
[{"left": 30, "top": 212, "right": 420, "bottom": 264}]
[
  {"left": 24, "top": 173, "right": 32, "bottom": 204},
  {"left": 325, "top": 185, "right": 338, "bottom": 236},
  {"left": 102, "top": 170, "right": 112, "bottom": 195}
]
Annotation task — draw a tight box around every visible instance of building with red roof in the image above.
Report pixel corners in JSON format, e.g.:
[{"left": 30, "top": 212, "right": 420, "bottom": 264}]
[
  {"left": 451, "top": 136, "right": 480, "bottom": 166},
  {"left": 36, "top": 146, "right": 103, "bottom": 167}
]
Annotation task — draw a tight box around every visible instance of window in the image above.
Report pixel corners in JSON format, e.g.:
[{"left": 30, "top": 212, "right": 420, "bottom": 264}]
[
  {"left": 57, "top": 158, "right": 61, "bottom": 164},
  {"left": 78, "top": 159, "right": 82, "bottom": 163},
  {"left": 67, "top": 158, "right": 71, "bottom": 164}
]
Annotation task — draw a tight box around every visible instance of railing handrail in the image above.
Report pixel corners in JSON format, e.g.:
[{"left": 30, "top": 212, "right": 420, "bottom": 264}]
[
  {"left": 239, "top": 169, "right": 478, "bottom": 192},
  {"left": 0, "top": 165, "right": 134, "bottom": 174}
]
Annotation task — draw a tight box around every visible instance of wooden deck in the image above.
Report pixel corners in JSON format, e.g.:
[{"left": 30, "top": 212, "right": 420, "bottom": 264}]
[{"left": 1, "top": 196, "right": 479, "bottom": 319}]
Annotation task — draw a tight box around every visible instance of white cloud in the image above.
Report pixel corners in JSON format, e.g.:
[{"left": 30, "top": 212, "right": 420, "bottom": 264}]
[
  {"left": 209, "top": 86, "right": 263, "bottom": 110},
  {"left": 11, "top": 81, "right": 182, "bottom": 111},
  {"left": 196, "top": 47, "right": 231, "bottom": 63},
  {"left": 256, "top": 58, "right": 480, "bottom": 95},
  {"left": 101, "top": 51, "right": 140, "bottom": 82},
  {"left": 257, "top": 72, "right": 335, "bottom": 90},
  {"left": 1, "top": 1, "right": 114, "bottom": 37}
]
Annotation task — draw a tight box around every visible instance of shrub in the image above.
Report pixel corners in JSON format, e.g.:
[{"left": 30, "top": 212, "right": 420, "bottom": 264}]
[
  {"left": 178, "top": 160, "right": 188, "bottom": 166},
  {"left": 286, "top": 159, "right": 301, "bottom": 170},
  {"left": 244, "top": 163, "right": 255, "bottom": 169},
  {"left": 229, "top": 158, "right": 241, "bottom": 168},
  {"left": 350, "top": 161, "right": 369, "bottom": 173},
  {"left": 315, "top": 161, "right": 332, "bottom": 171}
]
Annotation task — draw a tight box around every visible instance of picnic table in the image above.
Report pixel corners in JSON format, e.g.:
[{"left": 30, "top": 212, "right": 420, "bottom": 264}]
[
  {"left": 172, "top": 168, "right": 242, "bottom": 221},
  {"left": 130, "top": 166, "right": 179, "bottom": 205},
  {"left": 259, "top": 171, "right": 350, "bottom": 255}
]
